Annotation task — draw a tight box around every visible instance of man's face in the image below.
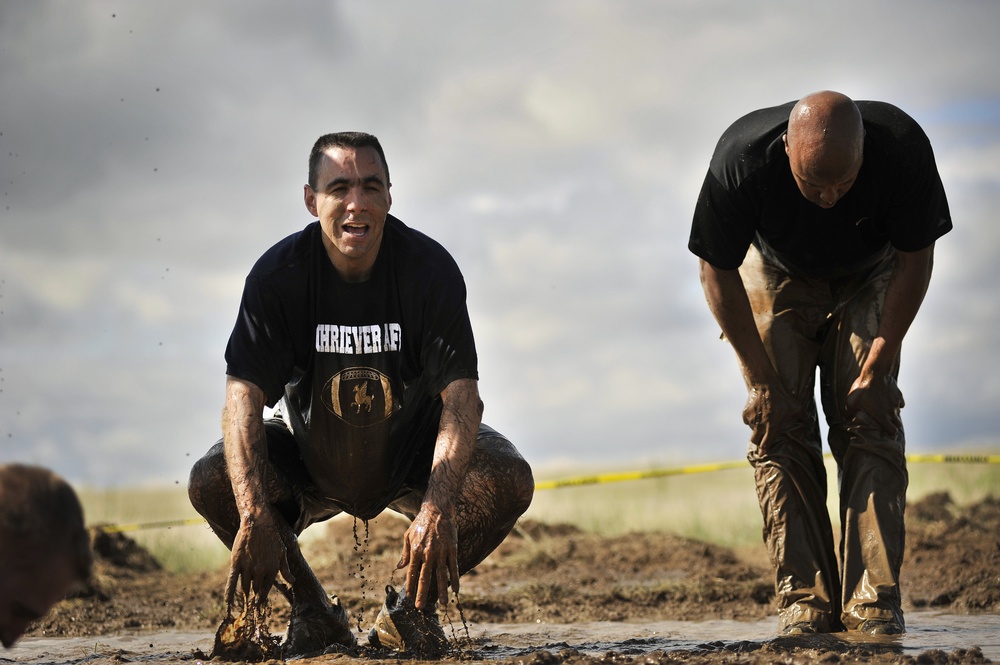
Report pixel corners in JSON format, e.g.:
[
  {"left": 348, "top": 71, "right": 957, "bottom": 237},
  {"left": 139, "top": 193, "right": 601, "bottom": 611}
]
[
  {"left": 0, "top": 548, "right": 79, "bottom": 648},
  {"left": 304, "top": 145, "right": 391, "bottom": 282},
  {"left": 784, "top": 134, "right": 862, "bottom": 209}
]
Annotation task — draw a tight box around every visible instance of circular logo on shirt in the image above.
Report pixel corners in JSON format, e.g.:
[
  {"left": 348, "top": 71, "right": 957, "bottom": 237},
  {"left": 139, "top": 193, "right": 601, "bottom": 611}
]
[{"left": 322, "top": 367, "right": 397, "bottom": 428}]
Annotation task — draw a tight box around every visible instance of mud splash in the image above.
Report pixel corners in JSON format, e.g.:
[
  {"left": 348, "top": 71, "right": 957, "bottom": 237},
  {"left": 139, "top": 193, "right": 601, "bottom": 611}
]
[{"left": 202, "top": 592, "right": 281, "bottom": 661}]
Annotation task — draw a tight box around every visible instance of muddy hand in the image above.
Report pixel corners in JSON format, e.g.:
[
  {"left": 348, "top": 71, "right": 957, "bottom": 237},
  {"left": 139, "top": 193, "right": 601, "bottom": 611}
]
[
  {"left": 397, "top": 506, "right": 459, "bottom": 610},
  {"left": 846, "top": 373, "right": 904, "bottom": 436},
  {"left": 225, "top": 507, "right": 295, "bottom": 608},
  {"left": 742, "top": 381, "right": 808, "bottom": 451}
]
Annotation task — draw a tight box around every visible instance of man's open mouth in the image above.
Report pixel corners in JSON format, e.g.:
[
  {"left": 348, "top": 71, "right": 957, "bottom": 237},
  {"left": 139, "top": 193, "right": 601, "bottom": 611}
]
[{"left": 343, "top": 223, "right": 369, "bottom": 236}]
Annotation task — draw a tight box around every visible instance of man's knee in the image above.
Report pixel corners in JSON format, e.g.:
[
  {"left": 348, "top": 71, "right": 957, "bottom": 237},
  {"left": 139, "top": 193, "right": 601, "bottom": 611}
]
[
  {"left": 475, "top": 433, "right": 534, "bottom": 515},
  {"left": 187, "top": 441, "right": 227, "bottom": 517},
  {"left": 509, "top": 453, "right": 534, "bottom": 516}
]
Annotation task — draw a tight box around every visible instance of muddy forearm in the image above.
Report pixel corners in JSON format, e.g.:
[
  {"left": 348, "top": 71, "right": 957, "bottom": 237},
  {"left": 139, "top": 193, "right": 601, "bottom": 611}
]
[
  {"left": 221, "top": 376, "right": 270, "bottom": 520},
  {"left": 423, "top": 378, "right": 483, "bottom": 515},
  {"left": 862, "top": 245, "right": 934, "bottom": 379},
  {"left": 699, "top": 259, "right": 778, "bottom": 388}
]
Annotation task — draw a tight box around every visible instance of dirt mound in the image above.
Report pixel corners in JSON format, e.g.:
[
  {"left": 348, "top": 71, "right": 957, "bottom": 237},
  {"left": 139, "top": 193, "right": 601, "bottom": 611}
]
[
  {"left": 27, "top": 493, "right": 1000, "bottom": 664},
  {"left": 90, "top": 527, "right": 163, "bottom": 573},
  {"left": 903, "top": 494, "right": 1000, "bottom": 612},
  {"left": 67, "top": 528, "right": 164, "bottom": 602},
  {"left": 455, "top": 523, "right": 773, "bottom": 624}
]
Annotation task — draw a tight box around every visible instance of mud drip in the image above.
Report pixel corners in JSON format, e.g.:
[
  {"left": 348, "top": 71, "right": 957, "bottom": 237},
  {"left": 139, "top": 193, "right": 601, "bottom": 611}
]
[
  {"left": 443, "top": 591, "right": 473, "bottom": 651},
  {"left": 351, "top": 516, "right": 370, "bottom": 633}
]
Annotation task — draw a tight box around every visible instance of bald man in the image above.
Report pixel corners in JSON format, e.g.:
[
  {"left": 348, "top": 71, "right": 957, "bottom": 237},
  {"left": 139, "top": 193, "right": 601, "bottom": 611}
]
[
  {"left": 0, "top": 464, "right": 93, "bottom": 648},
  {"left": 689, "top": 91, "right": 951, "bottom": 636}
]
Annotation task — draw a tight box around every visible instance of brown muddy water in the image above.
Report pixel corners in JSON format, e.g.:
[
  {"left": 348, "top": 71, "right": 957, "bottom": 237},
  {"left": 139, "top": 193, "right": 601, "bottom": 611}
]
[{"left": 6, "top": 612, "right": 999, "bottom": 664}]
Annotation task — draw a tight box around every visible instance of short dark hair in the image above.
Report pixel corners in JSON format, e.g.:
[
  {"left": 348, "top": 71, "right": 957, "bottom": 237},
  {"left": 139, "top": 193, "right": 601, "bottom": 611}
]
[{"left": 307, "top": 132, "right": 390, "bottom": 191}]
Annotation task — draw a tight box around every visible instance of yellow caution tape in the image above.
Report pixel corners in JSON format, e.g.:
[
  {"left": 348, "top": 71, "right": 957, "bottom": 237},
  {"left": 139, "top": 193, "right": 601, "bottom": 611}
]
[
  {"left": 906, "top": 453, "right": 1000, "bottom": 464},
  {"left": 88, "top": 452, "right": 998, "bottom": 532},
  {"left": 534, "top": 460, "right": 748, "bottom": 490},
  {"left": 93, "top": 517, "right": 207, "bottom": 534},
  {"left": 534, "top": 452, "right": 1000, "bottom": 491}
]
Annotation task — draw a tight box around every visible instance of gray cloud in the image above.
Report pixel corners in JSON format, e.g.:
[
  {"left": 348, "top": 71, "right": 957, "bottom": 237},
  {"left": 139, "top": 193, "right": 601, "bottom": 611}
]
[{"left": 1, "top": 0, "right": 998, "bottom": 486}]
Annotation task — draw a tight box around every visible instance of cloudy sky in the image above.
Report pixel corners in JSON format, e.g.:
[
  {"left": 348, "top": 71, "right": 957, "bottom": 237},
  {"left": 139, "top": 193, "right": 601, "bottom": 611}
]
[{"left": 1, "top": 1, "right": 998, "bottom": 488}]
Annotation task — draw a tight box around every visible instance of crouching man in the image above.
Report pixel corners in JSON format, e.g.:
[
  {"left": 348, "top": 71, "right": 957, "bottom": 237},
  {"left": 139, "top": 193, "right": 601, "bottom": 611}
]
[{"left": 188, "top": 131, "right": 534, "bottom": 658}]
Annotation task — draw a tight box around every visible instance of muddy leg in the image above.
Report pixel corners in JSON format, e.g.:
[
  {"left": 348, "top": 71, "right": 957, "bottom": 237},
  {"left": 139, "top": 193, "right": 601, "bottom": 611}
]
[
  {"left": 390, "top": 426, "right": 534, "bottom": 604},
  {"left": 820, "top": 255, "right": 907, "bottom": 632},
  {"left": 453, "top": 428, "right": 534, "bottom": 575},
  {"left": 749, "top": 431, "right": 842, "bottom": 632},
  {"left": 740, "top": 245, "right": 842, "bottom": 632},
  {"left": 832, "top": 425, "right": 907, "bottom": 631},
  {"left": 187, "top": 441, "right": 334, "bottom": 609}
]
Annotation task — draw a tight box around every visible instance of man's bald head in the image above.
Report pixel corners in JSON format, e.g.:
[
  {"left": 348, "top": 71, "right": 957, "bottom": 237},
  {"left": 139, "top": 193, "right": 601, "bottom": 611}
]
[{"left": 784, "top": 91, "right": 865, "bottom": 208}]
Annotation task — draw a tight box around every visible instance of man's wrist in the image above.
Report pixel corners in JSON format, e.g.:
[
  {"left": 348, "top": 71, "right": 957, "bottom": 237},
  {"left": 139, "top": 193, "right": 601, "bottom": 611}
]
[
  {"left": 862, "top": 337, "right": 897, "bottom": 376},
  {"left": 418, "top": 498, "right": 454, "bottom": 522},
  {"left": 239, "top": 504, "right": 272, "bottom": 525}
]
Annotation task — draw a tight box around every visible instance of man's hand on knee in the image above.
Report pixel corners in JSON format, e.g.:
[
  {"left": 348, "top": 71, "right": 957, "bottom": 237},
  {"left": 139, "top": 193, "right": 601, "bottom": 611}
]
[
  {"left": 846, "top": 373, "right": 904, "bottom": 436},
  {"left": 743, "top": 381, "right": 809, "bottom": 450}
]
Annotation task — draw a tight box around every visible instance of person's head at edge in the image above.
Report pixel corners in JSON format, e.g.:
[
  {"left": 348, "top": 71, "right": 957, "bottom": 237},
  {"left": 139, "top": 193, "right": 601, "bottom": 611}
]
[
  {"left": 783, "top": 90, "right": 865, "bottom": 209},
  {"left": 304, "top": 132, "right": 393, "bottom": 283},
  {"left": 0, "top": 464, "right": 93, "bottom": 648}
]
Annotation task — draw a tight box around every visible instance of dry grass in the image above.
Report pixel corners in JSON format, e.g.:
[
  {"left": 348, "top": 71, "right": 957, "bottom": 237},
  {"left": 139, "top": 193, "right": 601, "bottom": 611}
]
[
  {"left": 77, "top": 456, "right": 1000, "bottom": 572},
  {"left": 524, "top": 456, "right": 1000, "bottom": 548},
  {"left": 78, "top": 485, "right": 230, "bottom": 573}
]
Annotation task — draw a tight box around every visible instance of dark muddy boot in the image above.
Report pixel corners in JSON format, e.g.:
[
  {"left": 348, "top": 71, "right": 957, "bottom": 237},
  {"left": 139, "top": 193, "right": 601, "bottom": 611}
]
[
  {"left": 368, "top": 585, "right": 447, "bottom": 658},
  {"left": 859, "top": 618, "right": 905, "bottom": 635},
  {"left": 782, "top": 621, "right": 820, "bottom": 635},
  {"left": 282, "top": 595, "right": 356, "bottom": 658}
]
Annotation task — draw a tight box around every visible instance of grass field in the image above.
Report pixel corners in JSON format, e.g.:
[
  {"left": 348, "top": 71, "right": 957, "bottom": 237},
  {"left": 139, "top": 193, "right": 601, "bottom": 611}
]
[
  {"left": 77, "top": 485, "right": 232, "bottom": 574},
  {"left": 79, "top": 457, "right": 1000, "bottom": 574}
]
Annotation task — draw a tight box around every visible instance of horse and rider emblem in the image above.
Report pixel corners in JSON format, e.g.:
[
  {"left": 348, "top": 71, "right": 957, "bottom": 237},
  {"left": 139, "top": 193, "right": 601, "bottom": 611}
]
[
  {"left": 352, "top": 381, "right": 374, "bottom": 414},
  {"left": 322, "top": 367, "right": 397, "bottom": 427}
]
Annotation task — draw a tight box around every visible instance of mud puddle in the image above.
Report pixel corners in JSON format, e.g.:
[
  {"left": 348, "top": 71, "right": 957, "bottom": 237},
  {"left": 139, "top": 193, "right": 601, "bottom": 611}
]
[
  {"left": 469, "top": 612, "right": 1000, "bottom": 660},
  {"left": 6, "top": 612, "right": 998, "bottom": 664}
]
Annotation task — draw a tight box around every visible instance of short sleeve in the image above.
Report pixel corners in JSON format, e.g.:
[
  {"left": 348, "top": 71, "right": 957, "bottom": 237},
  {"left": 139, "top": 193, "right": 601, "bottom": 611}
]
[
  {"left": 689, "top": 170, "right": 759, "bottom": 270},
  {"left": 419, "top": 263, "right": 479, "bottom": 396},
  {"left": 885, "top": 143, "right": 953, "bottom": 252},
  {"left": 224, "top": 275, "right": 296, "bottom": 407}
]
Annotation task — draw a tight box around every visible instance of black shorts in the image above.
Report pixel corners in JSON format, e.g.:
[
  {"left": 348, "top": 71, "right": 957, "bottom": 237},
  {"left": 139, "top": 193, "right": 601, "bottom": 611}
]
[{"left": 261, "top": 419, "right": 508, "bottom": 533}]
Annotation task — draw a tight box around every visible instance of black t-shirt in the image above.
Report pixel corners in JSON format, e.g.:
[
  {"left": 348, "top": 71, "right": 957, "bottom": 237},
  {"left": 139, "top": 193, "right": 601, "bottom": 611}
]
[
  {"left": 689, "top": 100, "right": 952, "bottom": 277},
  {"left": 225, "top": 215, "right": 479, "bottom": 519}
]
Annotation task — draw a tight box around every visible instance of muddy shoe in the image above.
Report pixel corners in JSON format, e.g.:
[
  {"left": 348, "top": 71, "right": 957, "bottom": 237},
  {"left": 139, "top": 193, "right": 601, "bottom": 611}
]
[
  {"left": 368, "top": 585, "right": 447, "bottom": 658},
  {"left": 860, "top": 618, "right": 904, "bottom": 636},
  {"left": 782, "top": 621, "right": 820, "bottom": 635},
  {"left": 282, "top": 595, "right": 356, "bottom": 658}
]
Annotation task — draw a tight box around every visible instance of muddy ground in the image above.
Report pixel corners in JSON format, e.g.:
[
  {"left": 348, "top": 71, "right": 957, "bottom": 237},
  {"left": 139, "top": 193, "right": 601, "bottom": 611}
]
[{"left": 28, "top": 492, "right": 1000, "bottom": 664}]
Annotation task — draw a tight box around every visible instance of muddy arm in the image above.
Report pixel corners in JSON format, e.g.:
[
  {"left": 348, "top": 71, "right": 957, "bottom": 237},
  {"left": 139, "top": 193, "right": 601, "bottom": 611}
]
[
  {"left": 222, "top": 376, "right": 292, "bottom": 604},
  {"left": 398, "top": 378, "right": 483, "bottom": 609}
]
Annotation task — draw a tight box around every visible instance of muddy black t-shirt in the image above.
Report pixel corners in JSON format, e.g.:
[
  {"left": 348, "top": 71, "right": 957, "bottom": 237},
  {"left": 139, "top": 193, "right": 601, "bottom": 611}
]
[
  {"left": 689, "top": 100, "right": 952, "bottom": 277},
  {"left": 225, "top": 215, "right": 478, "bottom": 519}
]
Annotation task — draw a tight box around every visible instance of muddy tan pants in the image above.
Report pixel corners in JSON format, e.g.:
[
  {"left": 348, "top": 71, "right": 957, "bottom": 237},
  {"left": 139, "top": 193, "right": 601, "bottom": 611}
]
[{"left": 739, "top": 245, "right": 908, "bottom": 633}]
